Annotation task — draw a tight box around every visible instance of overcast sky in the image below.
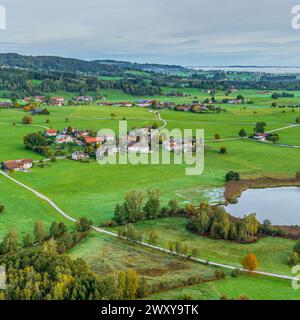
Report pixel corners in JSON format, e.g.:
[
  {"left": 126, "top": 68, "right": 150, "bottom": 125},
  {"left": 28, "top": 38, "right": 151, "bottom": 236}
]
[{"left": 0, "top": 0, "right": 300, "bottom": 66}]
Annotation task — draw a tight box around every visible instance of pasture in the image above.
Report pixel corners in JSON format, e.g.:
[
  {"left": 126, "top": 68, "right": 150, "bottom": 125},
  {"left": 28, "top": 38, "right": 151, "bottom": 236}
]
[
  {"left": 0, "top": 96, "right": 299, "bottom": 231},
  {"left": 1, "top": 88, "right": 300, "bottom": 299}
]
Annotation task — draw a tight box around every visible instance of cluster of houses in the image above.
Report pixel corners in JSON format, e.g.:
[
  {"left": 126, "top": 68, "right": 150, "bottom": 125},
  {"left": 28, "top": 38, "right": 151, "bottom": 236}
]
[
  {"left": 72, "top": 96, "right": 94, "bottom": 103},
  {"left": 45, "top": 127, "right": 116, "bottom": 144},
  {"left": 45, "top": 128, "right": 88, "bottom": 146},
  {"left": 24, "top": 96, "right": 46, "bottom": 104},
  {"left": 174, "top": 103, "right": 225, "bottom": 113},
  {"left": 98, "top": 100, "right": 154, "bottom": 108},
  {"left": 24, "top": 96, "right": 65, "bottom": 106}
]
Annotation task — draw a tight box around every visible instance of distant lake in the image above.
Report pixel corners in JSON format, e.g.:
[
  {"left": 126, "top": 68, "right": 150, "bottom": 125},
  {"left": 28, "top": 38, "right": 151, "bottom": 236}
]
[
  {"left": 190, "top": 66, "right": 300, "bottom": 74},
  {"left": 226, "top": 187, "right": 300, "bottom": 226}
]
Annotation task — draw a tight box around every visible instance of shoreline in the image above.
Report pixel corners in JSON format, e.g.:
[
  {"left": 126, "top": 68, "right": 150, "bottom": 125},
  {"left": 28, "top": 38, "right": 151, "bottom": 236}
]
[
  {"left": 224, "top": 177, "right": 300, "bottom": 238},
  {"left": 224, "top": 177, "right": 300, "bottom": 203}
]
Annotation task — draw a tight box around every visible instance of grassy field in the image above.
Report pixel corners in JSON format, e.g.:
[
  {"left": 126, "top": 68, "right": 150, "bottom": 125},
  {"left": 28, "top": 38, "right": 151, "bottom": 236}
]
[
  {"left": 1, "top": 88, "right": 300, "bottom": 300},
  {"left": 147, "top": 274, "right": 300, "bottom": 300},
  {"left": 131, "top": 217, "right": 295, "bottom": 276},
  {"left": 0, "top": 100, "right": 299, "bottom": 230},
  {"left": 70, "top": 231, "right": 299, "bottom": 300},
  {"left": 70, "top": 232, "right": 216, "bottom": 289},
  {"left": 0, "top": 175, "right": 72, "bottom": 241}
]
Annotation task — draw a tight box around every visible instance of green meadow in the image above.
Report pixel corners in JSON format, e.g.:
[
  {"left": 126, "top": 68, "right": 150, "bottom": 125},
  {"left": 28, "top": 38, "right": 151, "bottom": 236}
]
[
  {"left": 70, "top": 232, "right": 215, "bottom": 289},
  {"left": 1, "top": 88, "right": 300, "bottom": 299},
  {"left": 0, "top": 95, "right": 299, "bottom": 229},
  {"left": 147, "top": 275, "right": 300, "bottom": 300},
  {"left": 132, "top": 217, "right": 294, "bottom": 275}
]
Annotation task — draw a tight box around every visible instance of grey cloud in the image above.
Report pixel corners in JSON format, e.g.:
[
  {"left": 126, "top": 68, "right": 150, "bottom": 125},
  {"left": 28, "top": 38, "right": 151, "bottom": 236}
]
[{"left": 0, "top": 0, "right": 299, "bottom": 65}]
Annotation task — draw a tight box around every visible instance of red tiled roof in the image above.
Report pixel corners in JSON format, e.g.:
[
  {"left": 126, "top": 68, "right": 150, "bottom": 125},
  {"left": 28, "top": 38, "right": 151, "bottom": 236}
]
[{"left": 84, "top": 137, "right": 104, "bottom": 144}]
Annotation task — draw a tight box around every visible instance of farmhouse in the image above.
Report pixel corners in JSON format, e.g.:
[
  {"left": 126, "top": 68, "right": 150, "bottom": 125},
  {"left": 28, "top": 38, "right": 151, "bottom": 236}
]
[
  {"left": 71, "top": 151, "right": 89, "bottom": 161},
  {"left": 0, "top": 102, "right": 12, "bottom": 108},
  {"left": 51, "top": 97, "right": 65, "bottom": 106},
  {"left": 136, "top": 100, "right": 153, "bottom": 108},
  {"left": 45, "top": 129, "right": 58, "bottom": 137},
  {"left": 163, "top": 138, "right": 183, "bottom": 152},
  {"left": 175, "top": 105, "right": 192, "bottom": 112},
  {"left": 74, "top": 130, "right": 90, "bottom": 138},
  {"left": 254, "top": 133, "right": 270, "bottom": 141},
  {"left": 63, "top": 127, "right": 76, "bottom": 134},
  {"left": 128, "top": 142, "right": 150, "bottom": 153},
  {"left": 102, "top": 134, "right": 115, "bottom": 142},
  {"left": 84, "top": 136, "right": 104, "bottom": 145},
  {"left": 75, "top": 96, "right": 94, "bottom": 103},
  {"left": 107, "top": 146, "right": 119, "bottom": 155},
  {"left": 1, "top": 159, "right": 33, "bottom": 171},
  {"left": 24, "top": 96, "right": 45, "bottom": 103},
  {"left": 55, "top": 134, "right": 74, "bottom": 144}
]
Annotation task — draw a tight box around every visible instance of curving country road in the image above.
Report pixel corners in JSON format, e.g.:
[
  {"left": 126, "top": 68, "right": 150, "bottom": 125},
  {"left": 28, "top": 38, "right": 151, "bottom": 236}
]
[{"left": 0, "top": 169, "right": 297, "bottom": 282}]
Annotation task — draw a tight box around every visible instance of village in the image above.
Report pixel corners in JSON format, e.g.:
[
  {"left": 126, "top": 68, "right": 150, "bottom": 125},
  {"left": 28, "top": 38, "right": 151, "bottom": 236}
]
[
  {"left": 0, "top": 90, "right": 250, "bottom": 116},
  {"left": 1, "top": 122, "right": 201, "bottom": 172}
]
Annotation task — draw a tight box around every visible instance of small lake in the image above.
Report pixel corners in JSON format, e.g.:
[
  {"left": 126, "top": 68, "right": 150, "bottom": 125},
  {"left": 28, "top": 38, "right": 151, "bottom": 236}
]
[{"left": 226, "top": 187, "right": 300, "bottom": 226}]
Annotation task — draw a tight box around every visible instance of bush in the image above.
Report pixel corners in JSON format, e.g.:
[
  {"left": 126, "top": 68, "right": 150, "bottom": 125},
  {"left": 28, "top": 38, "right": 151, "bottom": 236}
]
[
  {"left": 0, "top": 205, "right": 5, "bottom": 214},
  {"left": 287, "top": 251, "right": 300, "bottom": 267},
  {"left": 231, "top": 269, "right": 241, "bottom": 278},
  {"left": 182, "top": 294, "right": 192, "bottom": 300},
  {"left": 240, "top": 295, "right": 250, "bottom": 300},
  {"left": 214, "top": 269, "right": 226, "bottom": 280},
  {"left": 293, "top": 240, "right": 300, "bottom": 255},
  {"left": 22, "top": 115, "right": 33, "bottom": 124},
  {"left": 101, "top": 220, "right": 117, "bottom": 227},
  {"left": 296, "top": 116, "right": 300, "bottom": 124},
  {"left": 76, "top": 217, "right": 94, "bottom": 232},
  {"left": 219, "top": 146, "right": 227, "bottom": 154},
  {"left": 296, "top": 172, "right": 300, "bottom": 179},
  {"left": 225, "top": 171, "right": 240, "bottom": 182}
]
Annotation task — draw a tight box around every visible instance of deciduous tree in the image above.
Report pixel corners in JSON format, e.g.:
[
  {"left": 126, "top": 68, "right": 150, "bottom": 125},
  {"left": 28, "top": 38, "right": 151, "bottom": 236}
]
[{"left": 242, "top": 253, "right": 259, "bottom": 273}]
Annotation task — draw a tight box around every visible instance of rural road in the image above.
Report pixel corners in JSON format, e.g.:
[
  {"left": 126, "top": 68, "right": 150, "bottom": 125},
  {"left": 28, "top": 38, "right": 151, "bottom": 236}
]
[
  {"left": 266, "top": 124, "right": 300, "bottom": 134},
  {"left": 0, "top": 169, "right": 297, "bottom": 282}
]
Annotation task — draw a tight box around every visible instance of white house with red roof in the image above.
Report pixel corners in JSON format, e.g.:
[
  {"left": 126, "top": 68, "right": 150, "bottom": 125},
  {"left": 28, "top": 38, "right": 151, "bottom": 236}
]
[
  {"left": 51, "top": 97, "right": 65, "bottom": 106},
  {"left": 45, "top": 129, "right": 58, "bottom": 137}
]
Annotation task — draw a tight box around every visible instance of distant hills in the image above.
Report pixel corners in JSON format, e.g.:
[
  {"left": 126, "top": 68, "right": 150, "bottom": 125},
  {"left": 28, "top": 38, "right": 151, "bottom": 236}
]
[{"left": 0, "top": 53, "right": 189, "bottom": 76}]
